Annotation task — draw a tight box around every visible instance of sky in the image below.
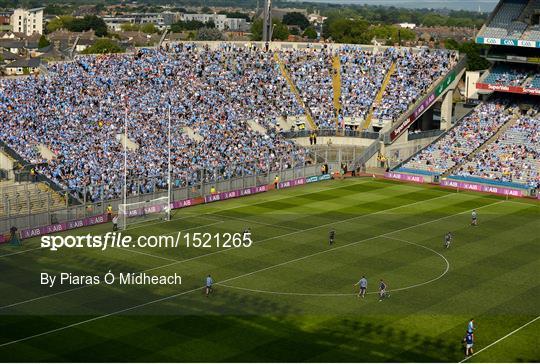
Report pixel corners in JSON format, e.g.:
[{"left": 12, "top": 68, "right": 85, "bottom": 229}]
[{"left": 286, "top": 0, "right": 499, "bottom": 12}]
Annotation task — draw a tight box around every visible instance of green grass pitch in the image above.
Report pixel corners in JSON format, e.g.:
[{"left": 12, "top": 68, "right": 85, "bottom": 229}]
[{"left": 0, "top": 178, "right": 538, "bottom": 362}]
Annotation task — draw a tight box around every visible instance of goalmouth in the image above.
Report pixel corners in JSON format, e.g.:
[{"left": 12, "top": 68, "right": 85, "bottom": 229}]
[{"left": 118, "top": 196, "right": 170, "bottom": 230}]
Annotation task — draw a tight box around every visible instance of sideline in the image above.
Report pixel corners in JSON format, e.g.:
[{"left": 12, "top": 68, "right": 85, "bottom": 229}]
[
  {"left": 459, "top": 316, "right": 540, "bottom": 363},
  {"left": 0, "top": 200, "right": 504, "bottom": 348}
]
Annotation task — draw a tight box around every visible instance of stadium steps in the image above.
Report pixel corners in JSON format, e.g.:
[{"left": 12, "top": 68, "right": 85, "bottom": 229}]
[
  {"left": 518, "top": 0, "right": 538, "bottom": 22},
  {"left": 274, "top": 53, "right": 318, "bottom": 130},
  {"left": 159, "top": 29, "right": 169, "bottom": 48},
  {"left": 36, "top": 182, "right": 66, "bottom": 207},
  {"left": 442, "top": 111, "right": 521, "bottom": 178},
  {"left": 181, "top": 127, "right": 203, "bottom": 142},
  {"left": 246, "top": 120, "right": 267, "bottom": 134},
  {"left": 523, "top": 74, "right": 536, "bottom": 87},
  {"left": 362, "top": 62, "right": 396, "bottom": 130},
  {"left": 116, "top": 133, "right": 139, "bottom": 151},
  {"left": 331, "top": 54, "right": 342, "bottom": 126},
  {"left": 0, "top": 182, "right": 65, "bottom": 217}
]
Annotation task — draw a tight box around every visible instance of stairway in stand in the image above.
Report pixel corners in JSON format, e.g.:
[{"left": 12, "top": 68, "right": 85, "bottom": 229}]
[
  {"left": 442, "top": 111, "right": 521, "bottom": 178},
  {"left": 331, "top": 54, "right": 343, "bottom": 128},
  {"left": 362, "top": 62, "right": 396, "bottom": 130},
  {"left": 274, "top": 53, "right": 318, "bottom": 130}
]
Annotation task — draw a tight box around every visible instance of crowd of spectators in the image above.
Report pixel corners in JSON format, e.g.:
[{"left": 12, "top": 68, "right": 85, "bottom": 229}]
[
  {"left": 403, "top": 100, "right": 514, "bottom": 174},
  {"left": 455, "top": 107, "right": 539, "bottom": 188},
  {"left": 484, "top": 65, "right": 530, "bottom": 86},
  {"left": 338, "top": 46, "right": 393, "bottom": 121},
  {"left": 0, "top": 44, "right": 307, "bottom": 201},
  {"left": 0, "top": 43, "right": 458, "bottom": 202},
  {"left": 282, "top": 48, "right": 336, "bottom": 128},
  {"left": 372, "top": 49, "right": 457, "bottom": 122}
]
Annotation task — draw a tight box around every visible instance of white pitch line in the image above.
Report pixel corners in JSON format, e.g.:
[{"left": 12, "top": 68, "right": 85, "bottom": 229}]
[
  {"left": 0, "top": 200, "right": 505, "bottom": 349},
  {"left": 113, "top": 221, "right": 225, "bottom": 262},
  {"left": 0, "top": 199, "right": 504, "bottom": 347},
  {"left": 459, "top": 316, "right": 540, "bottom": 363},
  {"left": 0, "top": 246, "right": 43, "bottom": 258},
  {"left": 0, "top": 179, "right": 375, "bottom": 258},
  {"left": 218, "top": 203, "right": 477, "bottom": 291},
  {"left": 205, "top": 214, "right": 301, "bottom": 231},
  {"left": 1, "top": 188, "right": 495, "bottom": 311},
  {"left": 114, "top": 178, "right": 377, "bottom": 231},
  {"left": 218, "top": 237, "right": 450, "bottom": 297},
  {"left": 0, "top": 190, "right": 458, "bottom": 310}
]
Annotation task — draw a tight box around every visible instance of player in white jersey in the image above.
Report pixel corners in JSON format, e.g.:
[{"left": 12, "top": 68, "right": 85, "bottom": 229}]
[
  {"left": 444, "top": 232, "right": 453, "bottom": 249},
  {"left": 471, "top": 210, "right": 478, "bottom": 226}
]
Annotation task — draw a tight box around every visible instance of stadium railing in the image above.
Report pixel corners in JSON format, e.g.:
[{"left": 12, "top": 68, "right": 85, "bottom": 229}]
[
  {"left": 0, "top": 163, "right": 327, "bottom": 234},
  {"left": 406, "top": 129, "right": 445, "bottom": 141},
  {"left": 350, "top": 139, "right": 381, "bottom": 171},
  {"left": 280, "top": 129, "right": 380, "bottom": 139},
  {"left": 446, "top": 174, "right": 534, "bottom": 191}
]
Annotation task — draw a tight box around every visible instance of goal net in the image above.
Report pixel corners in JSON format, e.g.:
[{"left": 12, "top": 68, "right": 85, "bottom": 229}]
[{"left": 118, "top": 196, "right": 170, "bottom": 230}]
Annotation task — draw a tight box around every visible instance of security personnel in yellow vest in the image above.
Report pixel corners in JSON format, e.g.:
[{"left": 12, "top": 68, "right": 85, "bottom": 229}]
[
  {"left": 107, "top": 204, "right": 113, "bottom": 221},
  {"left": 274, "top": 175, "right": 280, "bottom": 189},
  {"left": 210, "top": 186, "right": 217, "bottom": 194}
]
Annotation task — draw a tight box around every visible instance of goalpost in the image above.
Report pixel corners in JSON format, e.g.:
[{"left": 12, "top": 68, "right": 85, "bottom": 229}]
[{"left": 118, "top": 197, "right": 170, "bottom": 230}]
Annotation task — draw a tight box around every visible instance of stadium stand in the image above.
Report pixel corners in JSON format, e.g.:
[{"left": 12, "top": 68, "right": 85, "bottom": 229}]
[
  {"left": 521, "top": 24, "right": 540, "bottom": 41},
  {"left": 480, "top": 0, "right": 529, "bottom": 39},
  {"left": 0, "top": 45, "right": 308, "bottom": 202},
  {"left": 372, "top": 49, "right": 457, "bottom": 122},
  {"left": 454, "top": 108, "right": 539, "bottom": 188},
  {"left": 0, "top": 43, "right": 457, "bottom": 202},
  {"left": 338, "top": 47, "right": 392, "bottom": 123},
  {"left": 401, "top": 100, "right": 515, "bottom": 174},
  {"left": 282, "top": 48, "right": 337, "bottom": 128},
  {"left": 0, "top": 182, "right": 66, "bottom": 216},
  {"left": 483, "top": 64, "right": 530, "bottom": 86},
  {"left": 528, "top": 74, "right": 540, "bottom": 88},
  {"left": 519, "top": 0, "right": 540, "bottom": 40}
]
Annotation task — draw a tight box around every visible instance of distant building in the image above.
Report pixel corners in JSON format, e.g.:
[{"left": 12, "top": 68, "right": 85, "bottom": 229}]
[
  {"left": 0, "top": 39, "right": 24, "bottom": 54},
  {"left": 308, "top": 10, "right": 326, "bottom": 25},
  {"left": 398, "top": 23, "right": 416, "bottom": 29},
  {"left": 270, "top": 8, "right": 308, "bottom": 21},
  {"left": 10, "top": 8, "right": 44, "bottom": 35},
  {"left": 0, "top": 49, "right": 21, "bottom": 65},
  {"left": 0, "top": 13, "right": 11, "bottom": 32},
  {"left": 104, "top": 12, "right": 180, "bottom": 31},
  {"left": 4, "top": 57, "right": 45, "bottom": 75},
  {"left": 182, "top": 14, "right": 249, "bottom": 31}
]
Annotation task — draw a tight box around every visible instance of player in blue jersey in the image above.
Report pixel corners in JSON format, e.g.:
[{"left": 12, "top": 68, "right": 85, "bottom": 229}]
[
  {"left": 463, "top": 331, "right": 474, "bottom": 356},
  {"left": 467, "top": 318, "right": 475, "bottom": 335},
  {"left": 379, "top": 279, "right": 389, "bottom": 301},
  {"left": 354, "top": 276, "right": 368, "bottom": 298},
  {"left": 205, "top": 274, "right": 214, "bottom": 297}
]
